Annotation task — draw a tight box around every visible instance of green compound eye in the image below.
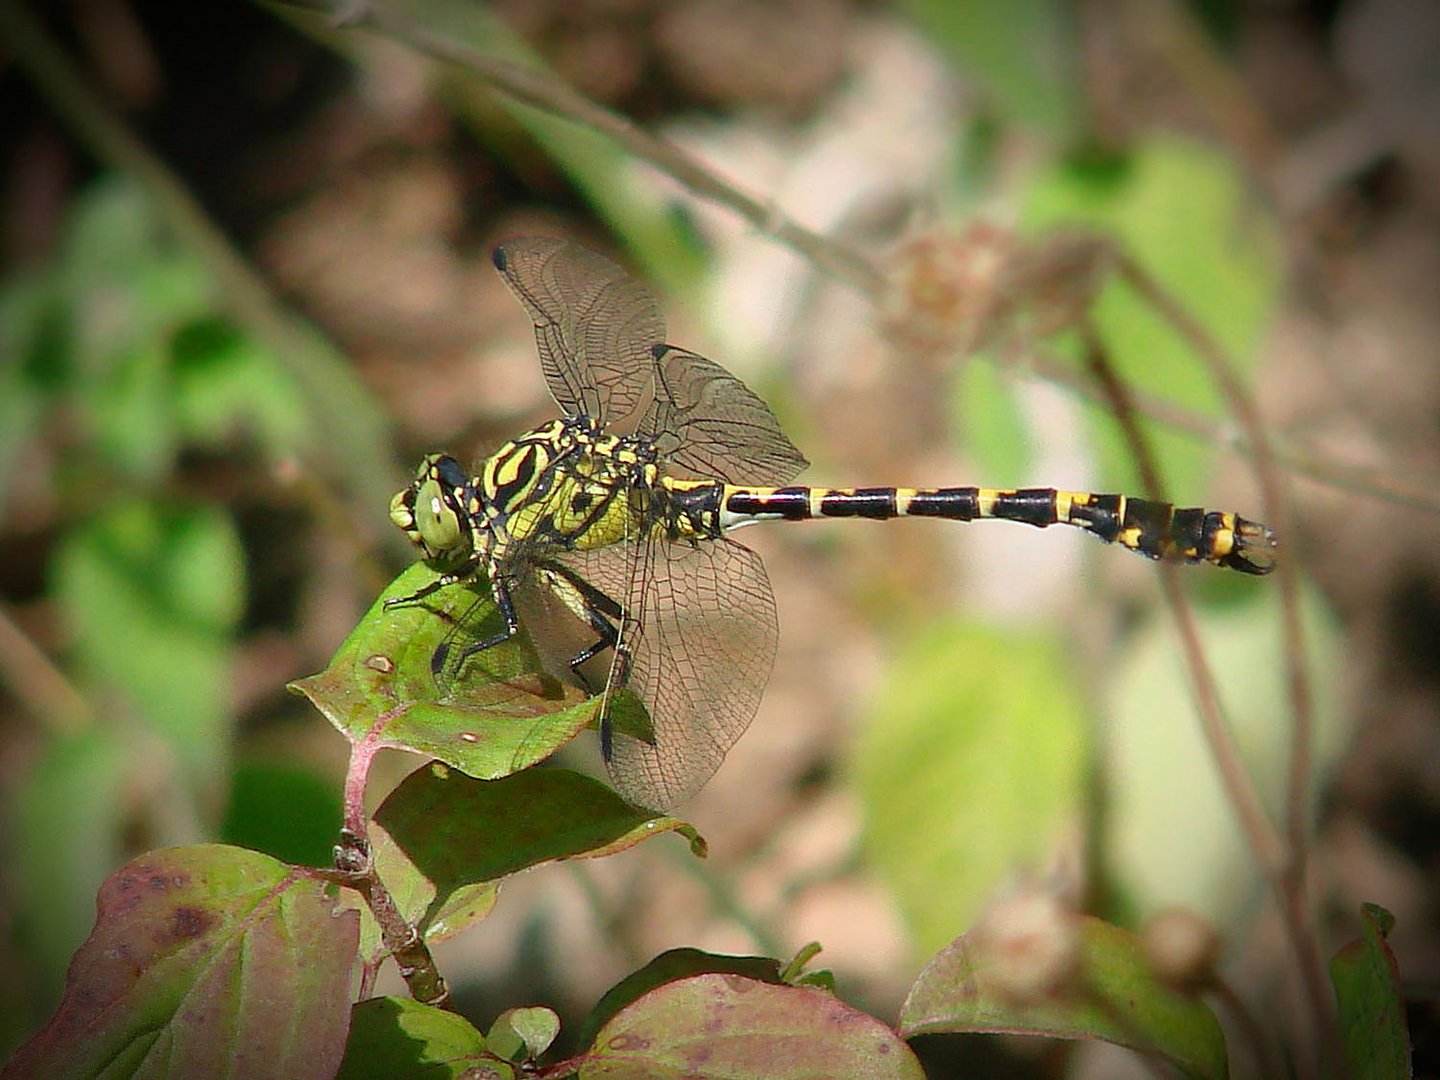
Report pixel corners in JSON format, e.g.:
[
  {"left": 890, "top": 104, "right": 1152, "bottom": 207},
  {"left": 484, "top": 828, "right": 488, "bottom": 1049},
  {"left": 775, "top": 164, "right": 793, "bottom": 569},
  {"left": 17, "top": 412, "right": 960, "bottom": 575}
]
[{"left": 413, "top": 479, "right": 462, "bottom": 555}]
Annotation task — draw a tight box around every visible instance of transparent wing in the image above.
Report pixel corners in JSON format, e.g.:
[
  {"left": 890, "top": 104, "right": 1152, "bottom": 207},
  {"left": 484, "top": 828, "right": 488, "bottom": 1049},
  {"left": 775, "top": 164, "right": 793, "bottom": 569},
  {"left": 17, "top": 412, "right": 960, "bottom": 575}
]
[
  {"left": 548, "top": 535, "right": 778, "bottom": 810},
  {"left": 637, "top": 345, "right": 808, "bottom": 485},
  {"left": 493, "top": 238, "right": 665, "bottom": 427}
]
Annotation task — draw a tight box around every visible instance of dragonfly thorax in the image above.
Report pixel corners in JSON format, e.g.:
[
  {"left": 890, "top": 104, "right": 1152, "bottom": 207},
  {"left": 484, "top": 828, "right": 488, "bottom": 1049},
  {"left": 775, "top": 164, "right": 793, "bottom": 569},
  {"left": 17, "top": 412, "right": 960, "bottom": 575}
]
[{"left": 477, "top": 415, "right": 663, "bottom": 560}]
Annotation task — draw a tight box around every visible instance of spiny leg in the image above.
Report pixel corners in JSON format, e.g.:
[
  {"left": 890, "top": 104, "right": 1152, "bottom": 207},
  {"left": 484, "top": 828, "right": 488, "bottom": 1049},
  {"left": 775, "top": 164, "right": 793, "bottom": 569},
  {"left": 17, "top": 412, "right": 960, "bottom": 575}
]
[
  {"left": 534, "top": 561, "right": 634, "bottom": 759},
  {"left": 432, "top": 573, "right": 521, "bottom": 676}
]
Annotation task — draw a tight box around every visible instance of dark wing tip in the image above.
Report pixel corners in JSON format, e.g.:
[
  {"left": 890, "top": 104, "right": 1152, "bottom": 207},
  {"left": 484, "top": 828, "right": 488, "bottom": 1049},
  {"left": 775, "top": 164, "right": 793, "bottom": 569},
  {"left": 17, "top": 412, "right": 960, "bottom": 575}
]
[{"left": 491, "top": 246, "right": 509, "bottom": 272}]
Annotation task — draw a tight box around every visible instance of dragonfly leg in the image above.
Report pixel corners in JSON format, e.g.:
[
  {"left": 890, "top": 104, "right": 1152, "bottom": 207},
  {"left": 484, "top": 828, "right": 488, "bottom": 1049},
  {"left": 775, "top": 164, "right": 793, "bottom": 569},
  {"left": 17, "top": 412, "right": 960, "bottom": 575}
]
[
  {"left": 383, "top": 555, "right": 481, "bottom": 610},
  {"left": 432, "top": 575, "right": 520, "bottom": 676},
  {"left": 533, "top": 562, "right": 626, "bottom": 676}
]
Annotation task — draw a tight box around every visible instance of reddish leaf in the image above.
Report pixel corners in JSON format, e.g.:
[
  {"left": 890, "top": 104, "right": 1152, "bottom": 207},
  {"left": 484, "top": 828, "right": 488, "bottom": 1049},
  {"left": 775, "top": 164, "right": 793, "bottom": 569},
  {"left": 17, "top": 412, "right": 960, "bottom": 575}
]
[
  {"left": 4, "top": 845, "right": 358, "bottom": 1080},
  {"left": 579, "top": 973, "right": 923, "bottom": 1079}
]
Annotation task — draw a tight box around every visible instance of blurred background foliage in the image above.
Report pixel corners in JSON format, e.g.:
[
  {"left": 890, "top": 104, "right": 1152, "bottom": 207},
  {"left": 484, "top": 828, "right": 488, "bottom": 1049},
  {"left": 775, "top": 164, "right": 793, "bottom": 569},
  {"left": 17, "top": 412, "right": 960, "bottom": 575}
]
[{"left": 1, "top": 0, "right": 1437, "bottom": 1072}]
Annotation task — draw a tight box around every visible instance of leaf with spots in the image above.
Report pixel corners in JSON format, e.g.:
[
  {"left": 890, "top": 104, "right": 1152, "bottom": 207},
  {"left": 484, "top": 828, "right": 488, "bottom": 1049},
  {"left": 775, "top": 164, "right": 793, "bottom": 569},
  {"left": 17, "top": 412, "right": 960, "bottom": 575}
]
[
  {"left": 3, "top": 844, "right": 358, "bottom": 1080},
  {"left": 577, "top": 974, "right": 924, "bottom": 1079},
  {"left": 291, "top": 563, "right": 603, "bottom": 782},
  {"left": 577, "top": 947, "right": 791, "bottom": 1051}
]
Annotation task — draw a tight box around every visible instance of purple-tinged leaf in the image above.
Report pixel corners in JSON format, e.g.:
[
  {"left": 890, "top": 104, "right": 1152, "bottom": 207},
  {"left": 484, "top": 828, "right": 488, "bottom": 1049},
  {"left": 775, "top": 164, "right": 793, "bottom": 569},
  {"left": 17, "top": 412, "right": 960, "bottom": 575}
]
[
  {"left": 579, "top": 973, "right": 923, "bottom": 1079},
  {"left": 4, "top": 845, "right": 358, "bottom": 1080}
]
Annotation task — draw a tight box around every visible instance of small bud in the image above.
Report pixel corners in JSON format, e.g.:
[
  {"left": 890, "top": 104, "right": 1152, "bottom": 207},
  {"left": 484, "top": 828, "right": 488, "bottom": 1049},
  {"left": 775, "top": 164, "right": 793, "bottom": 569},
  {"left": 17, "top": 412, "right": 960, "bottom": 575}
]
[{"left": 1141, "top": 908, "right": 1221, "bottom": 992}]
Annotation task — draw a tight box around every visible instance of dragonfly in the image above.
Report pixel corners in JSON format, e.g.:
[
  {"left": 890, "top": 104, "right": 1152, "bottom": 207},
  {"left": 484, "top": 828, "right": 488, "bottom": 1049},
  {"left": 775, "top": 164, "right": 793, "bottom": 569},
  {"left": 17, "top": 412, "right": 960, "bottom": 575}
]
[{"left": 388, "top": 237, "right": 1277, "bottom": 810}]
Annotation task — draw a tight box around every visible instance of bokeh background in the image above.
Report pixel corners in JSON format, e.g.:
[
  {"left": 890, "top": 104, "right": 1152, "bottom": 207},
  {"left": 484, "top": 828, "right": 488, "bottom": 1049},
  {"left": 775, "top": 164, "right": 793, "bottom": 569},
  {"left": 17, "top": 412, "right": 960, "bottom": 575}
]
[{"left": 2, "top": 0, "right": 1438, "bottom": 1074}]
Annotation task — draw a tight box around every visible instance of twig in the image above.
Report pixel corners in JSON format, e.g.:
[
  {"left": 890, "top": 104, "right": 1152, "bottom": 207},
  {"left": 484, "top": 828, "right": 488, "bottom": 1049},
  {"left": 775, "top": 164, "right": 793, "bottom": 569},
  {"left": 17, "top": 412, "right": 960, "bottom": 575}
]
[
  {"left": 0, "top": 603, "right": 91, "bottom": 736},
  {"left": 312, "top": 733, "right": 452, "bottom": 1007},
  {"left": 1078, "top": 321, "right": 1324, "bottom": 1077},
  {"left": 1112, "top": 252, "right": 1332, "bottom": 1043},
  {"left": 275, "top": 0, "right": 883, "bottom": 297},
  {"left": 319, "top": 828, "right": 452, "bottom": 1008}
]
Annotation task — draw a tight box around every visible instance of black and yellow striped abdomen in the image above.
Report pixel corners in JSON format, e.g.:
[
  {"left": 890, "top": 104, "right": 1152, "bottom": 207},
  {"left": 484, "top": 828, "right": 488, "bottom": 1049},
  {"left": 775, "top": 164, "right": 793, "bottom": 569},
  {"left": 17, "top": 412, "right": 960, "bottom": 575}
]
[{"left": 694, "top": 483, "right": 1276, "bottom": 575}]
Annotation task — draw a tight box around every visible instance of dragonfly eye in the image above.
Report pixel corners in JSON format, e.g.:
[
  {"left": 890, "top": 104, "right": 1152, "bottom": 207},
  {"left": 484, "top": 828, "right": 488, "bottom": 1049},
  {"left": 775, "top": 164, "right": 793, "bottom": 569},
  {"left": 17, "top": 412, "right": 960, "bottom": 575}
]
[
  {"left": 414, "top": 482, "right": 464, "bottom": 556},
  {"left": 392, "top": 454, "right": 474, "bottom": 564}
]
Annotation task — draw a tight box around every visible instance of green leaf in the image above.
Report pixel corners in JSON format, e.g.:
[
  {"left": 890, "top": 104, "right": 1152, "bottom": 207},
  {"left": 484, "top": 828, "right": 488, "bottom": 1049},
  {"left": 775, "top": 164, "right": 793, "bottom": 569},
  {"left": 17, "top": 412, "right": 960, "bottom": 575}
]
[
  {"left": 337, "top": 997, "right": 511, "bottom": 1080},
  {"left": 54, "top": 500, "right": 243, "bottom": 794},
  {"left": 899, "top": 0, "right": 1080, "bottom": 140},
  {"left": 1022, "top": 138, "right": 1282, "bottom": 497},
  {"left": 0, "top": 275, "right": 63, "bottom": 514},
  {"left": 852, "top": 621, "right": 1087, "bottom": 954},
  {"left": 374, "top": 762, "right": 700, "bottom": 938},
  {"left": 580, "top": 974, "right": 924, "bottom": 1079},
  {"left": 486, "top": 1007, "right": 560, "bottom": 1063},
  {"left": 171, "top": 316, "right": 309, "bottom": 456},
  {"left": 1102, "top": 588, "right": 1345, "bottom": 925},
  {"left": 291, "top": 564, "right": 603, "bottom": 780},
  {"left": 85, "top": 341, "right": 178, "bottom": 482},
  {"left": 339, "top": 821, "right": 499, "bottom": 964},
  {"left": 579, "top": 948, "right": 792, "bottom": 1051},
  {"left": 3, "top": 845, "right": 359, "bottom": 1080},
  {"left": 1331, "top": 904, "right": 1412, "bottom": 1079},
  {"left": 11, "top": 730, "right": 135, "bottom": 1007},
  {"left": 900, "top": 915, "right": 1227, "bottom": 1080}
]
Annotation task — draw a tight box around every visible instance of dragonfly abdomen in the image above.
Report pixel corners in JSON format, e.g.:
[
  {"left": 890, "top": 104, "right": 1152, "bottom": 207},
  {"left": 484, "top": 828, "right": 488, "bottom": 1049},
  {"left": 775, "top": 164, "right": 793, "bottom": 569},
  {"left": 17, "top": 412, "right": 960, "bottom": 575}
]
[{"left": 718, "top": 484, "right": 1276, "bottom": 575}]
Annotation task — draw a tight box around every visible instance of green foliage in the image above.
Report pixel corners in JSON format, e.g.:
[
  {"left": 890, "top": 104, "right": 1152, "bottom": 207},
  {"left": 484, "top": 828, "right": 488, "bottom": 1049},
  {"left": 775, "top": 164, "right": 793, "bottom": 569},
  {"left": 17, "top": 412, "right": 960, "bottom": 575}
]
[
  {"left": 953, "top": 355, "right": 1034, "bottom": 482},
  {"left": 336, "top": 998, "right": 508, "bottom": 1080},
  {"left": 853, "top": 621, "right": 1088, "bottom": 954},
  {"left": 0, "top": 178, "right": 308, "bottom": 502},
  {"left": 899, "top": 0, "right": 1080, "bottom": 141},
  {"left": 222, "top": 761, "right": 344, "bottom": 867},
  {"left": 901, "top": 915, "right": 1229, "bottom": 1080},
  {"left": 11, "top": 730, "right": 134, "bottom": 1006},
  {"left": 55, "top": 500, "right": 243, "bottom": 790},
  {"left": 1331, "top": 904, "right": 1412, "bottom": 1079}
]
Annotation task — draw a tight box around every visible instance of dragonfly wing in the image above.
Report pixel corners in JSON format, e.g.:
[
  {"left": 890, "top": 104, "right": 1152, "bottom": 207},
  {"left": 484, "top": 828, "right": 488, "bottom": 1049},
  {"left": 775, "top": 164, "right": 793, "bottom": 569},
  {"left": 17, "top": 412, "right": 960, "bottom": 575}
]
[
  {"left": 547, "top": 536, "right": 779, "bottom": 810},
  {"left": 639, "top": 345, "right": 808, "bottom": 486},
  {"left": 493, "top": 238, "right": 665, "bottom": 427}
]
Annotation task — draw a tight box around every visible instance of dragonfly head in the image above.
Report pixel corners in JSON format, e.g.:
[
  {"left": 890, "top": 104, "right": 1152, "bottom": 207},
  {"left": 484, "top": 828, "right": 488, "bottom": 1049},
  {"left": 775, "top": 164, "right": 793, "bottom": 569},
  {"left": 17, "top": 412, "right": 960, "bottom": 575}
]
[{"left": 390, "top": 453, "right": 482, "bottom": 570}]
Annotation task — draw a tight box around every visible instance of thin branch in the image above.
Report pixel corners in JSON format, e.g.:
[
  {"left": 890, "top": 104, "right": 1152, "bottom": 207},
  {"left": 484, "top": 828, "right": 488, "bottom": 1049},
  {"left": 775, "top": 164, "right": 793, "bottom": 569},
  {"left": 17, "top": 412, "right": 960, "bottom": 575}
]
[
  {"left": 1078, "top": 322, "right": 1327, "bottom": 1076},
  {"left": 1112, "top": 252, "right": 1332, "bottom": 1037},
  {"left": 277, "top": 0, "right": 882, "bottom": 297},
  {"left": 319, "top": 828, "right": 453, "bottom": 1008},
  {"left": 0, "top": 603, "right": 91, "bottom": 737},
  {"left": 313, "top": 735, "right": 453, "bottom": 1008}
]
